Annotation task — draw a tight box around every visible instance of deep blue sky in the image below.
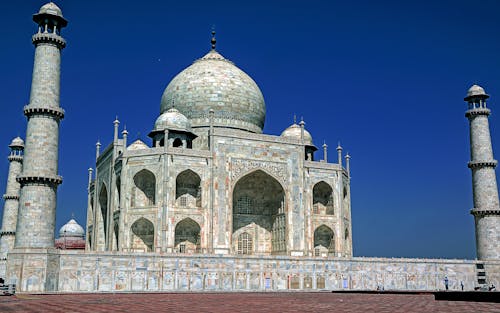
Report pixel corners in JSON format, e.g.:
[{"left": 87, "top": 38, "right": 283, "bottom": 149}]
[{"left": 1, "top": 0, "right": 500, "bottom": 259}]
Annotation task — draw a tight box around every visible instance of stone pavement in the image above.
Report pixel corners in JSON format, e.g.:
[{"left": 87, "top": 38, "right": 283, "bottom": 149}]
[{"left": 0, "top": 292, "right": 499, "bottom": 312}]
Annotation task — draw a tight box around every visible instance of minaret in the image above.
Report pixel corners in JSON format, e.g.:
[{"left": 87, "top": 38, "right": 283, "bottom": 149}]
[
  {"left": 14, "top": 2, "right": 67, "bottom": 249},
  {"left": 465, "top": 84, "right": 500, "bottom": 260},
  {"left": 0, "top": 138, "right": 24, "bottom": 276}
]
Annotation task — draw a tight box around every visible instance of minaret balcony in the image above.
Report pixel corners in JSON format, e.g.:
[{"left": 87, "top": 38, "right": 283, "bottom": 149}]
[
  {"left": 465, "top": 108, "right": 491, "bottom": 118},
  {"left": 0, "top": 231, "right": 15, "bottom": 237},
  {"left": 32, "top": 32, "right": 66, "bottom": 48},
  {"left": 16, "top": 174, "right": 63, "bottom": 186},
  {"left": 23, "top": 105, "right": 65, "bottom": 120},
  {"left": 2, "top": 194, "right": 19, "bottom": 200},
  {"left": 470, "top": 207, "right": 500, "bottom": 217},
  {"left": 7, "top": 155, "right": 23, "bottom": 162},
  {"left": 467, "top": 160, "right": 497, "bottom": 169}
]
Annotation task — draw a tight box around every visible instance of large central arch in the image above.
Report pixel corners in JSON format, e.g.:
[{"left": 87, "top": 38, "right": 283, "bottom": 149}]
[{"left": 232, "top": 169, "right": 286, "bottom": 255}]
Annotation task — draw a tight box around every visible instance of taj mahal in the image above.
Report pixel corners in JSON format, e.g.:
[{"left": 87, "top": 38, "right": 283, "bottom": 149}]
[{"left": 0, "top": 2, "right": 499, "bottom": 293}]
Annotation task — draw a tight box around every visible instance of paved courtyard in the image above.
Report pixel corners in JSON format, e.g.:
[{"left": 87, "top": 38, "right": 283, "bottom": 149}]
[{"left": 0, "top": 292, "right": 499, "bottom": 312}]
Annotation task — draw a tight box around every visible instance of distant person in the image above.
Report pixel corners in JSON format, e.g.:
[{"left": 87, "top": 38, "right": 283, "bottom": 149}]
[
  {"left": 489, "top": 284, "right": 496, "bottom": 291},
  {"left": 444, "top": 276, "right": 449, "bottom": 291},
  {"left": 460, "top": 281, "right": 464, "bottom": 291}
]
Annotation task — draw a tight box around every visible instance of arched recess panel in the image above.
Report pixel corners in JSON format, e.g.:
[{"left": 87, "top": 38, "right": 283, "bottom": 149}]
[
  {"left": 232, "top": 170, "right": 286, "bottom": 255},
  {"left": 313, "top": 225, "right": 335, "bottom": 256},
  {"left": 99, "top": 184, "right": 108, "bottom": 241},
  {"left": 130, "top": 217, "right": 154, "bottom": 252},
  {"left": 174, "top": 218, "right": 201, "bottom": 253},
  {"left": 176, "top": 170, "right": 201, "bottom": 207},
  {"left": 131, "top": 169, "right": 156, "bottom": 207},
  {"left": 313, "top": 181, "right": 334, "bottom": 215}
]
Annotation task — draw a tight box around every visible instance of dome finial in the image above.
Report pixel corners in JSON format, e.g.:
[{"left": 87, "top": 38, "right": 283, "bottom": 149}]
[
  {"left": 211, "top": 29, "right": 216, "bottom": 50},
  {"left": 293, "top": 114, "right": 297, "bottom": 124}
]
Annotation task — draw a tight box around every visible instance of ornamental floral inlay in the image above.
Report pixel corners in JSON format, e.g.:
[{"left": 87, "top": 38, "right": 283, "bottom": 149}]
[{"left": 231, "top": 158, "right": 287, "bottom": 186}]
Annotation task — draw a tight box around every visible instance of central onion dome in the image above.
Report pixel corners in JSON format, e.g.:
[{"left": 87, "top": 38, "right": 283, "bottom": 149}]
[{"left": 160, "top": 46, "right": 266, "bottom": 133}]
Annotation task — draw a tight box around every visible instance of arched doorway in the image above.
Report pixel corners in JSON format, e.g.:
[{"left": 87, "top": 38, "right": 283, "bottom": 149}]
[
  {"left": 232, "top": 170, "right": 286, "bottom": 255},
  {"left": 130, "top": 218, "right": 154, "bottom": 252},
  {"left": 174, "top": 218, "right": 201, "bottom": 253},
  {"left": 314, "top": 225, "right": 334, "bottom": 256}
]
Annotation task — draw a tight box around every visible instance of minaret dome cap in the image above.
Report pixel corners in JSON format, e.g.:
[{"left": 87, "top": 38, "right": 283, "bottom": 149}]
[
  {"left": 33, "top": 2, "right": 68, "bottom": 27},
  {"left": 465, "top": 84, "right": 489, "bottom": 101},
  {"left": 9, "top": 137, "right": 24, "bottom": 149}
]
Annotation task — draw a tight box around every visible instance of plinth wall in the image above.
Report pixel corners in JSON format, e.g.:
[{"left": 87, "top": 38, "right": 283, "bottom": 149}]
[{"left": 6, "top": 250, "right": 497, "bottom": 293}]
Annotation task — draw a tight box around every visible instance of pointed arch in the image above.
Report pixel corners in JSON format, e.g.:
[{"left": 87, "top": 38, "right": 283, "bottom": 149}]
[
  {"left": 232, "top": 169, "right": 286, "bottom": 255},
  {"left": 173, "top": 138, "right": 183, "bottom": 148},
  {"left": 176, "top": 169, "right": 201, "bottom": 207},
  {"left": 174, "top": 218, "right": 201, "bottom": 253},
  {"left": 113, "top": 221, "right": 119, "bottom": 251},
  {"left": 314, "top": 224, "right": 335, "bottom": 256},
  {"left": 99, "top": 183, "right": 108, "bottom": 241},
  {"left": 313, "top": 181, "right": 334, "bottom": 215},
  {"left": 131, "top": 169, "right": 156, "bottom": 207},
  {"left": 130, "top": 217, "right": 154, "bottom": 252}
]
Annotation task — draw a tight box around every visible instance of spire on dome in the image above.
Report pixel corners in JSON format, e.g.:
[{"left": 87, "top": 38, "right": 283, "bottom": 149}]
[{"left": 211, "top": 30, "right": 217, "bottom": 50}]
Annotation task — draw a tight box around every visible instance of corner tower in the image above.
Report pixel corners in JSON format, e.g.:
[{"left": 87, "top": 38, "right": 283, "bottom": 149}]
[
  {"left": 14, "top": 2, "right": 67, "bottom": 249},
  {"left": 465, "top": 84, "right": 500, "bottom": 260},
  {"left": 0, "top": 138, "right": 24, "bottom": 277}
]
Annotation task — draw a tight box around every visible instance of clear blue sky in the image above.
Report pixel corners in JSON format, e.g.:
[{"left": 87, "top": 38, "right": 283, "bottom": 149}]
[{"left": 1, "top": 0, "right": 500, "bottom": 259}]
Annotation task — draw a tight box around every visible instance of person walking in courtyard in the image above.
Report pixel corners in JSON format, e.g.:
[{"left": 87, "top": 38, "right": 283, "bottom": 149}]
[{"left": 444, "top": 276, "right": 449, "bottom": 291}]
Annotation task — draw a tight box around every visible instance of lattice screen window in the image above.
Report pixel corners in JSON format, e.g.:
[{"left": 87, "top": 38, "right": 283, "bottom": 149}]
[
  {"left": 179, "top": 244, "right": 186, "bottom": 253},
  {"left": 237, "top": 232, "right": 253, "bottom": 255},
  {"left": 180, "top": 195, "right": 187, "bottom": 207},
  {"left": 236, "top": 196, "right": 252, "bottom": 214}
]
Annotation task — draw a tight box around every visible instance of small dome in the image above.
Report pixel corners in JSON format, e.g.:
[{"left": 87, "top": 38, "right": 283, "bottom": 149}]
[
  {"left": 127, "top": 140, "right": 149, "bottom": 151},
  {"left": 9, "top": 137, "right": 24, "bottom": 148},
  {"left": 281, "top": 123, "right": 314, "bottom": 145},
  {"left": 465, "top": 84, "right": 489, "bottom": 100},
  {"left": 59, "top": 219, "right": 84, "bottom": 238},
  {"left": 39, "top": 2, "right": 64, "bottom": 18},
  {"left": 160, "top": 50, "right": 266, "bottom": 133},
  {"left": 154, "top": 108, "right": 192, "bottom": 132}
]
